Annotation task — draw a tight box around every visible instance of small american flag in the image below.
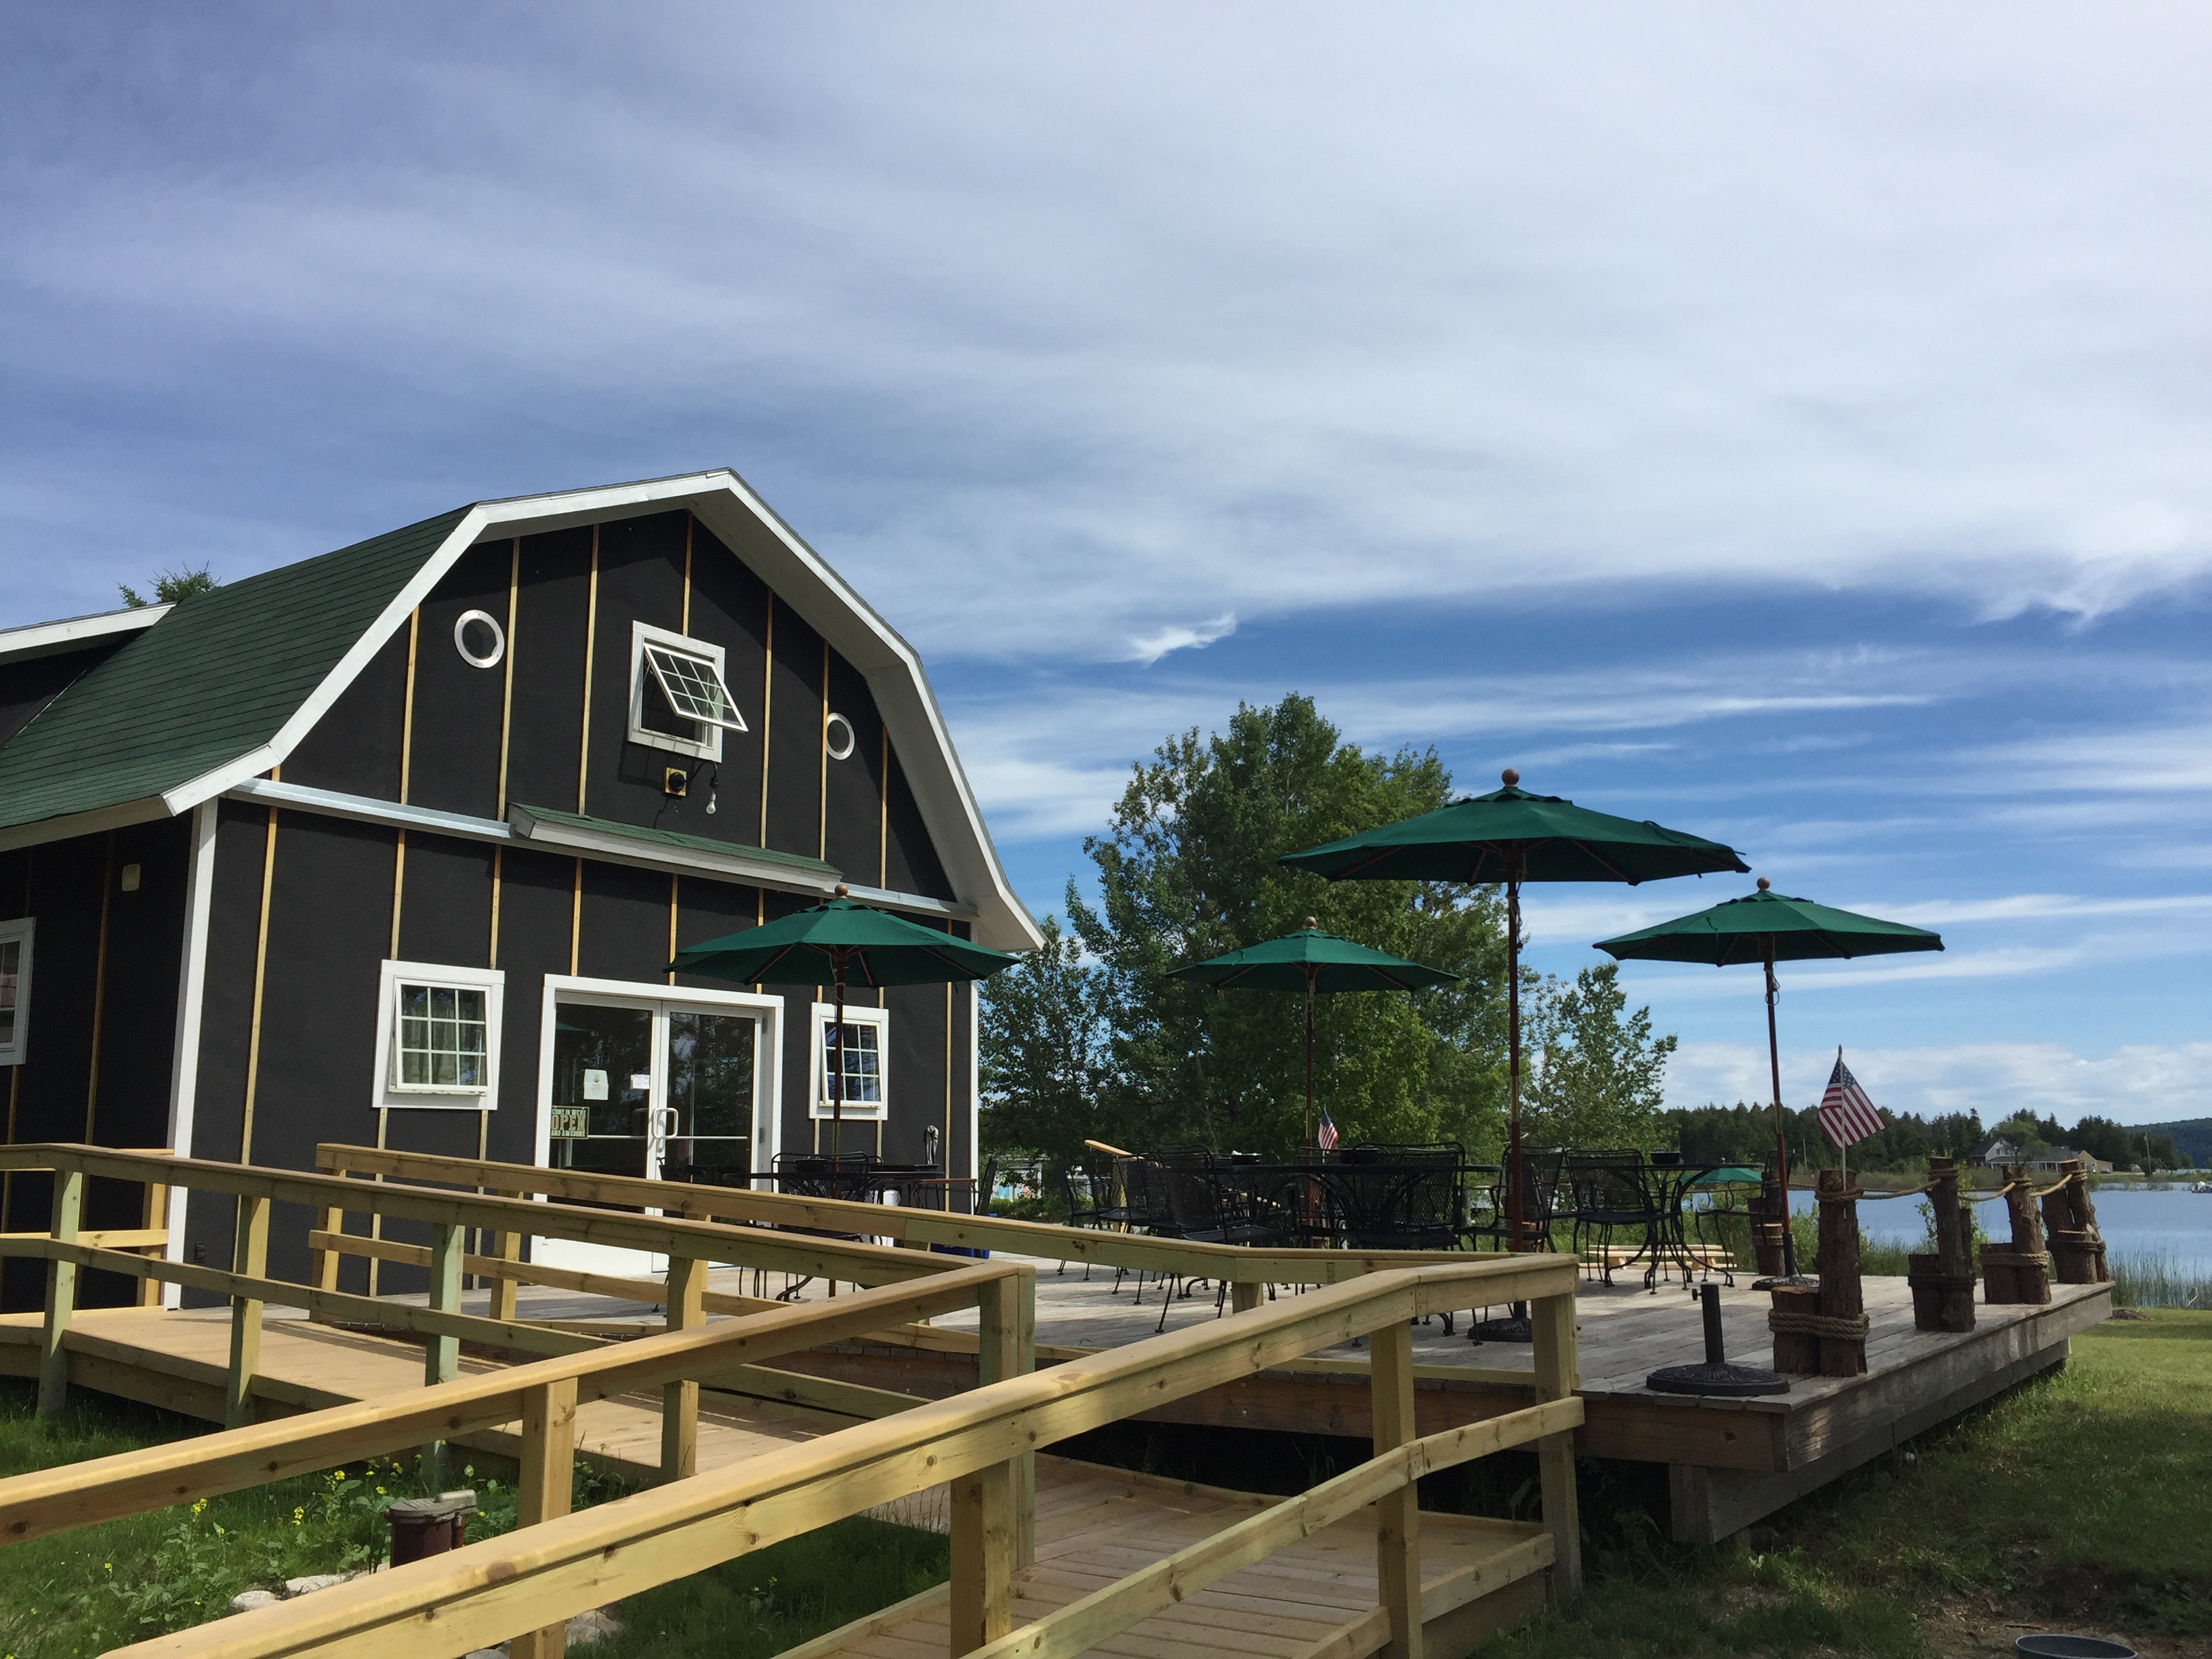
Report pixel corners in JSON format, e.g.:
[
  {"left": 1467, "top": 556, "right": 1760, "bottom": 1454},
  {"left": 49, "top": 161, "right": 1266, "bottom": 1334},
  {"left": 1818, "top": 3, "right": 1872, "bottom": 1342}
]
[
  {"left": 1315, "top": 1107, "right": 1338, "bottom": 1151},
  {"left": 1817, "top": 1051, "right": 1883, "bottom": 1148}
]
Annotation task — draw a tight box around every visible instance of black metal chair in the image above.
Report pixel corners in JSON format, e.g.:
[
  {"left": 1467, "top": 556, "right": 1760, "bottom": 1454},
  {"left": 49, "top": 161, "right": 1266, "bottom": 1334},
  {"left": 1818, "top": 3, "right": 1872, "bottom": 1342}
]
[
  {"left": 1562, "top": 1149, "right": 1665, "bottom": 1288},
  {"left": 1465, "top": 1147, "right": 1566, "bottom": 1252}
]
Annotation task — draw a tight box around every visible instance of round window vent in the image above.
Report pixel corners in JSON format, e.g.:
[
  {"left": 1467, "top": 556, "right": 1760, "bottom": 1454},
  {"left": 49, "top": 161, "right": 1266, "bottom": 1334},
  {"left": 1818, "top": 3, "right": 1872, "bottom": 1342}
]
[
  {"left": 825, "top": 712, "right": 857, "bottom": 761},
  {"left": 453, "top": 609, "right": 506, "bottom": 670}
]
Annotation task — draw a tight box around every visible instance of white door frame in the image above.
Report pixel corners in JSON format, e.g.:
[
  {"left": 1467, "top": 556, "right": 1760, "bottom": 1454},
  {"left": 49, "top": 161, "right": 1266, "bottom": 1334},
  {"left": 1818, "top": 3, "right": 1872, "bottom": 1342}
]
[{"left": 531, "top": 974, "right": 784, "bottom": 1277}]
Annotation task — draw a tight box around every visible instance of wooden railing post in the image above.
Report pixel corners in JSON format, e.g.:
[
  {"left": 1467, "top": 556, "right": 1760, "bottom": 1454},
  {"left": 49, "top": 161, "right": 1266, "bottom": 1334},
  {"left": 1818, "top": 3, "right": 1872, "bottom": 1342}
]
[
  {"left": 1531, "top": 1287, "right": 1582, "bottom": 1601},
  {"left": 661, "top": 1254, "right": 705, "bottom": 1482},
  {"left": 136, "top": 1151, "right": 173, "bottom": 1309},
  {"left": 310, "top": 1156, "right": 346, "bottom": 1311},
  {"left": 952, "top": 1267, "right": 1033, "bottom": 1654},
  {"left": 1371, "top": 1316, "right": 1423, "bottom": 1659},
  {"left": 37, "top": 1160, "right": 86, "bottom": 1418},
  {"left": 226, "top": 1193, "right": 270, "bottom": 1430},
  {"left": 426, "top": 1221, "right": 464, "bottom": 1386},
  {"left": 1231, "top": 1279, "right": 1264, "bottom": 1314},
  {"left": 510, "top": 1376, "right": 578, "bottom": 1659},
  {"left": 487, "top": 1189, "right": 524, "bottom": 1324},
  {"left": 977, "top": 1265, "right": 1036, "bottom": 1565}
]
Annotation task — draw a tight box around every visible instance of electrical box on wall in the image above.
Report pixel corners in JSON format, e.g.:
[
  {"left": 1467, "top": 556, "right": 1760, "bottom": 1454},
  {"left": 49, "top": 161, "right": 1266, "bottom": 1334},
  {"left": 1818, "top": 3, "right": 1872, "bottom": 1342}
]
[{"left": 663, "top": 767, "right": 688, "bottom": 797}]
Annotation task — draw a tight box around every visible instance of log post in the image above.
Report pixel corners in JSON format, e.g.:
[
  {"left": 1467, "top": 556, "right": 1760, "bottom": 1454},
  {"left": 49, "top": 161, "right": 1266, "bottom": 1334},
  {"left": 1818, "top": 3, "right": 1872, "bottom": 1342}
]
[
  {"left": 1372, "top": 1317, "right": 1424, "bottom": 1659},
  {"left": 1748, "top": 1166, "right": 1788, "bottom": 1279},
  {"left": 1981, "top": 1165, "right": 2051, "bottom": 1305},
  {"left": 1530, "top": 1287, "right": 1582, "bottom": 1601},
  {"left": 1908, "top": 1157, "right": 1975, "bottom": 1332},
  {"left": 510, "top": 1376, "right": 577, "bottom": 1659},
  {"left": 1768, "top": 1284, "right": 1821, "bottom": 1374},
  {"left": 2043, "top": 1159, "right": 2109, "bottom": 1284},
  {"left": 660, "top": 1254, "right": 705, "bottom": 1483},
  {"left": 37, "top": 1161, "right": 86, "bottom": 1418},
  {"left": 1814, "top": 1169, "right": 1867, "bottom": 1376},
  {"left": 225, "top": 1192, "right": 270, "bottom": 1429}
]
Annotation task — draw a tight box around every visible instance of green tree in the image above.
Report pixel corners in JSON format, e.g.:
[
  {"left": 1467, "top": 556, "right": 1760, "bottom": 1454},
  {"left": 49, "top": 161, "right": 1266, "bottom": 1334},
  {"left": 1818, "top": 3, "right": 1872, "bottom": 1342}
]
[
  {"left": 119, "top": 565, "right": 218, "bottom": 608},
  {"left": 1063, "top": 694, "right": 1513, "bottom": 1158},
  {"left": 1524, "top": 962, "right": 1677, "bottom": 1150},
  {"left": 978, "top": 914, "right": 1114, "bottom": 1168}
]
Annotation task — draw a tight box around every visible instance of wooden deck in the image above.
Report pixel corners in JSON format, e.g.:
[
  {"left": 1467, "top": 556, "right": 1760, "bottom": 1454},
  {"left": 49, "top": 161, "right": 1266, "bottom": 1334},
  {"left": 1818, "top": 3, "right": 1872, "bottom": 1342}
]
[{"left": 753, "top": 1258, "right": 2112, "bottom": 1544}]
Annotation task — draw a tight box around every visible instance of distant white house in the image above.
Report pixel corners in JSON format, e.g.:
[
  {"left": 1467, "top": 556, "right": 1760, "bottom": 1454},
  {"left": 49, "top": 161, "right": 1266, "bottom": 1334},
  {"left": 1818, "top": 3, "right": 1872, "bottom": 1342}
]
[{"left": 1967, "top": 1137, "right": 2114, "bottom": 1174}]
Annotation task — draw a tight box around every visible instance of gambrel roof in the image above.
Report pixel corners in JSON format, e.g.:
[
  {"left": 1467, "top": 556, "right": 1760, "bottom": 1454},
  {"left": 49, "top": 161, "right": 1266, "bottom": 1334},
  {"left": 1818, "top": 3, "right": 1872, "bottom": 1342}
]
[{"left": 0, "top": 472, "right": 1041, "bottom": 951}]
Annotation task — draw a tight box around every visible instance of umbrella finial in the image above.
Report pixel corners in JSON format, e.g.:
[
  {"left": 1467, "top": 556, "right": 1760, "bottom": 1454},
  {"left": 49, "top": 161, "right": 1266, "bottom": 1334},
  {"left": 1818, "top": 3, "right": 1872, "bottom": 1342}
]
[
  {"left": 1305, "top": 916, "right": 1317, "bottom": 930},
  {"left": 1757, "top": 876, "right": 1771, "bottom": 891},
  {"left": 1501, "top": 767, "right": 1519, "bottom": 787},
  {"left": 835, "top": 883, "right": 850, "bottom": 899}
]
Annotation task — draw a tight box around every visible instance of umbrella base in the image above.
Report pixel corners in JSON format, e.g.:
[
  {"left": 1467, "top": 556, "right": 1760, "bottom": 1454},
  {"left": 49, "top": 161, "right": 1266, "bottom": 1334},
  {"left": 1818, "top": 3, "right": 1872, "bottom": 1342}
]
[{"left": 1645, "top": 1360, "right": 1791, "bottom": 1397}]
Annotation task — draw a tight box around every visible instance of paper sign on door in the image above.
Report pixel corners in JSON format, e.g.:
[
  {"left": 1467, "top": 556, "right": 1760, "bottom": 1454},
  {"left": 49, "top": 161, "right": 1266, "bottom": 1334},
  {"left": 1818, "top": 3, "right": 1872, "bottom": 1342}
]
[{"left": 582, "top": 1069, "right": 609, "bottom": 1101}]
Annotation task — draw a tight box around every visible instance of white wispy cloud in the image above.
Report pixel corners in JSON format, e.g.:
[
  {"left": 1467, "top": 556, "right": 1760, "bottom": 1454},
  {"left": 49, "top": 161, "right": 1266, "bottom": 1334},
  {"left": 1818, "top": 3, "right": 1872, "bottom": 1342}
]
[{"left": 1126, "top": 612, "right": 1236, "bottom": 665}]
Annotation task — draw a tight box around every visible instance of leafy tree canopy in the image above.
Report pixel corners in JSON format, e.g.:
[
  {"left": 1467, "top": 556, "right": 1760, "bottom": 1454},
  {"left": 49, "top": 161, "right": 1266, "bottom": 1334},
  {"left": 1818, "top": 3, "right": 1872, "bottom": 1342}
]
[
  {"left": 1526, "top": 962, "right": 1677, "bottom": 1150},
  {"left": 978, "top": 914, "right": 1115, "bottom": 1170},
  {"left": 1054, "top": 694, "right": 1515, "bottom": 1158},
  {"left": 119, "top": 566, "right": 218, "bottom": 608}
]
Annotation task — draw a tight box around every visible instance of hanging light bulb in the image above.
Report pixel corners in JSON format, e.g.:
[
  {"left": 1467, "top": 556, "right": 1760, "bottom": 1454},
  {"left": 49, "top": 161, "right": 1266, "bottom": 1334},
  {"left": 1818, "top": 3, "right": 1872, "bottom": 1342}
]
[{"left": 705, "top": 787, "right": 717, "bottom": 815}]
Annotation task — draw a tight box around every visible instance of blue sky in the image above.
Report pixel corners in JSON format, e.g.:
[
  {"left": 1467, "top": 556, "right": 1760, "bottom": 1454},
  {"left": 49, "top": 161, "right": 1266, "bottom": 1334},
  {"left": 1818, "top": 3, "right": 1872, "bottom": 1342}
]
[{"left": 4, "top": 4, "right": 2207, "bottom": 1126}]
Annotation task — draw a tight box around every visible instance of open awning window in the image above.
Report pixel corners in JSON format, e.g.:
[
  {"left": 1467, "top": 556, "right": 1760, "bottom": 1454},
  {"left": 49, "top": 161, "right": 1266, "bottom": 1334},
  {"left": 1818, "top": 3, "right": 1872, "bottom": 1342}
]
[{"left": 642, "top": 642, "right": 747, "bottom": 732}]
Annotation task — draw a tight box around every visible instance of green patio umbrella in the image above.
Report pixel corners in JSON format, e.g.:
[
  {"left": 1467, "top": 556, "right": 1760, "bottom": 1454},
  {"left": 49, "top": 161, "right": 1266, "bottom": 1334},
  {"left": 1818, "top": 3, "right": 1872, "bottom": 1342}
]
[
  {"left": 1595, "top": 878, "right": 1942, "bottom": 1276},
  {"left": 673, "top": 884, "right": 1021, "bottom": 1152},
  {"left": 1166, "top": 920, "right": 1462, "bottom": 1151},
  {"left": 1282, "top": 770, "right": 1748, "bottom": 1252}
]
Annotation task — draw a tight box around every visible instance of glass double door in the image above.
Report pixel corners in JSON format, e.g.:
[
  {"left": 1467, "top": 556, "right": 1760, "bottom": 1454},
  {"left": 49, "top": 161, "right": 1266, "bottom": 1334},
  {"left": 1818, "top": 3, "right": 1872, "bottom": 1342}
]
[{"left": 539, "top": 994, "right": 763, "bottom": 1277}]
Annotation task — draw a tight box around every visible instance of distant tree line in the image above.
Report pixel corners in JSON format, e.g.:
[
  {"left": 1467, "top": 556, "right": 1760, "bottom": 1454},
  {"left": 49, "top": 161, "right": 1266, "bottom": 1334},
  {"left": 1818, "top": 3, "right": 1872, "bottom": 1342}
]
[
  {"left": 981, "top": 695, "right": 1680, "bottom": 1172},
  {"left": 1665, "top": 1103, "right": 2192, "bottom": 1174}
]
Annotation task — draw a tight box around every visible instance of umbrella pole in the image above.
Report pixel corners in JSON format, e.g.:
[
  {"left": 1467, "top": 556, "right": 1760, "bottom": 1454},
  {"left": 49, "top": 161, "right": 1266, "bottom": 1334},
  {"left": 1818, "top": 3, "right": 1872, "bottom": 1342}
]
[
  {"left": 833, "top": 955, "right": 847, "bottom": 1162},
  {"left": 1765, "top": 945, "right": 1798, "bottom": 1279},
  {"left": 1508, "top": 873, "right": 1525, "bottom": 1254},
  {"left": 1305, "top": 968, "right": 1316, "bottom": 1158}
]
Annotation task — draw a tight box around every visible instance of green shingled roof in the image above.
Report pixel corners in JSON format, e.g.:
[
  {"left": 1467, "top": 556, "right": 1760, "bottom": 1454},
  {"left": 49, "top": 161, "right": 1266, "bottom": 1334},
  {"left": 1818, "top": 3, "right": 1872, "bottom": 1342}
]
[{"left": 0, "top": 507, "right": 468, "bottom": 833}]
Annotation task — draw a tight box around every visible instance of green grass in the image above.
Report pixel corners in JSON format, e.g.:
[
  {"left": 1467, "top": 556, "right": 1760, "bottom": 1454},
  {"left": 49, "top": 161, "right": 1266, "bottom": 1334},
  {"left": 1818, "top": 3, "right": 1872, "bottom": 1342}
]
[
  {"left": 0, "top": 1379, "right": 947, "bottom": 1659},
  {"left": 1489, "top": 1308, "right": 2212, "bottom": 1658}
]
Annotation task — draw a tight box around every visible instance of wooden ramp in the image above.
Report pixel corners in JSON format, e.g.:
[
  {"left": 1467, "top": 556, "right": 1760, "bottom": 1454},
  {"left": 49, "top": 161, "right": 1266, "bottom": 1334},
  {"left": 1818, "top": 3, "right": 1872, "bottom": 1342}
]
[
  {"left": 0, "top": 1305, "right": 1559, "bottom": 1659},
  {"left": 794, "top": 1464, "right": 1551, "bottom": 1659}
]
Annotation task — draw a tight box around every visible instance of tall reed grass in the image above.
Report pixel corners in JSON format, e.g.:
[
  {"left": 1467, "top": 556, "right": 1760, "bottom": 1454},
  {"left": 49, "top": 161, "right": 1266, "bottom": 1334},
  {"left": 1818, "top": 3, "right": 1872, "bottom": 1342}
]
[{"left": 2109, "top": 1246, "right": 2211, "bottom": 1309}]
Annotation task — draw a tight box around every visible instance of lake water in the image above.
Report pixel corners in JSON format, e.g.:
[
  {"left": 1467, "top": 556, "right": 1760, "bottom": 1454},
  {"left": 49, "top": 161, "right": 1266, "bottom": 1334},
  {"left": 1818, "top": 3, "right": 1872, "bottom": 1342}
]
[{"left": 1790, "top": 1184, "right": 2212, "bottom": 1277}]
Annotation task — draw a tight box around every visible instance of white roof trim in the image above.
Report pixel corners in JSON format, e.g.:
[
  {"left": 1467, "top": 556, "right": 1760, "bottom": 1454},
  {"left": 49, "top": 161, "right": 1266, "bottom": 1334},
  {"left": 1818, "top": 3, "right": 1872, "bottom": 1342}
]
[
  {"left": 220, "top": 778, "right": 977, "bottom": 923},
  {"left": 0, "top": 604, "right": 171, "bottom": 666},
  {"left": 167, "top": 473, "right": 1036, "bottom": 951},
  {"left": 0, "top": 795, "right": 171, "bottom": 855}
]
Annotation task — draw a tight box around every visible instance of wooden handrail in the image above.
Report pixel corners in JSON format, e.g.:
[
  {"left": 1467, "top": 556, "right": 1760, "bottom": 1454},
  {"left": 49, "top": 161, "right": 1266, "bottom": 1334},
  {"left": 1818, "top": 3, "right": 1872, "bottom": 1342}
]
[
  {"left": 0, "top": 1261, "right": 1022, "bottom": 1547},
  {"left": 317, "top": 1143, "right": 1490, "bottom": 1284},
  {"left": 104, "top": 1254, "right": 1578, "bottom": 1659},
  {"left": 0, "top": 1143, "right": 952, "bottom": 1284},
  {"left": 966, "top": 1395, "right": 1582, "bottom": 1659}
]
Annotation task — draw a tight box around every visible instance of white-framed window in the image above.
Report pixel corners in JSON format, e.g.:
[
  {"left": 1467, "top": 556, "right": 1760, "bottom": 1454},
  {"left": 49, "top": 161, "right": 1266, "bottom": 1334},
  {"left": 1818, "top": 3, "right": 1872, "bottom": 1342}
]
[
  {"left": 0, "top": 917, "right": 33, "bottom": 1067},
  {"left": 810, "top": 1002, "right": 889, "bottom": 1120},
  {"left": 373, "top": 959, "right": 504, "bottom": 1108},
  {"left": 629, "top": 621, "right": 746, "bottom": 761}
]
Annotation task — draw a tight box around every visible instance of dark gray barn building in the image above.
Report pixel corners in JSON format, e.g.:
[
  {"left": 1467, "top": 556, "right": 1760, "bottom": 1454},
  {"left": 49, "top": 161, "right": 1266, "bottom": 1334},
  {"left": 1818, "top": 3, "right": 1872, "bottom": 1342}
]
[{"left": 0, "top": 471, "right": 1040, "bottom": 1305}]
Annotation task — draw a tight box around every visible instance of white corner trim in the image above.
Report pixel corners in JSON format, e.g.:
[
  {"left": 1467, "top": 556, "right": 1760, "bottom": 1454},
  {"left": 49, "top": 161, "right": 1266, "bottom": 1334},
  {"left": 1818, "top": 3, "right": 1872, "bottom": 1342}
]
[
  {"left": 162, "top": 800, "right": 218, "bottom": 1305},
  {"left": 968, "top": 981, "right": 981, "bottom": 1188},
  {"left": 0, "top": 603, "right": 170, "bottom": 665}
]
